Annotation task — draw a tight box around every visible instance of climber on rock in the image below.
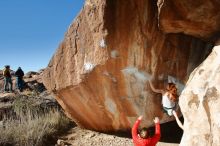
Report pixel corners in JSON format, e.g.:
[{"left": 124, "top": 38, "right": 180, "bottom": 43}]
[
  {"left": 149, "top": 80, "right": 178, "bottom": 116},
  {"left": 132, "top": 116, "right": 161, "bottom": 146},
  {"left": 148, "top": 79, "right": 185, "bottom": 130}
]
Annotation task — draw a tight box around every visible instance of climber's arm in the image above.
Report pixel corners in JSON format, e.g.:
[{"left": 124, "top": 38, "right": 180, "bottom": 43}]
[
  {"left": 173, "top": 111, "right": 184, "bottom": 130},
  {"left": 149, "top": 80, "right": 164, "bottom": 94}
]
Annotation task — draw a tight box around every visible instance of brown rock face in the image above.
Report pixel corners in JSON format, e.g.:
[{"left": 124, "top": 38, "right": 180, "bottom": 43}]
[
  {"left": 179, "top": 46, "right": 220, "bottom": 146},
  {"left": 158, "top": 0, "right": 220, "bottom": 40},
  {"left": 43, "top": 0, "right": 215, "bottom": 132}
]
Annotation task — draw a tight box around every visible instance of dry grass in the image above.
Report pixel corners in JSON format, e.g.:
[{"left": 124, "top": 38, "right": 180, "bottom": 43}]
[{"left": 0, "top": 95, "right": 70, "bottom": 146}]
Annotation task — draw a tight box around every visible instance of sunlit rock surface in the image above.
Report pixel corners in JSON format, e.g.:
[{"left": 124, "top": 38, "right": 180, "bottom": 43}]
[
  {"left": 179, "top": 45, "right": 220, "bottom": 146},
  {"left": 43, "top": 0, "right": 215, "bottom": 131}
]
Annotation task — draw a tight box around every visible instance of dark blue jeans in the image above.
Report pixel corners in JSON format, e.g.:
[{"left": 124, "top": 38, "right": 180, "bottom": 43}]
[
  {"left": 4, "top": 77, "right": 13, "bottom": 92},
  {"left": 16, "top": 77, "right": 24, "bottom": 91}
]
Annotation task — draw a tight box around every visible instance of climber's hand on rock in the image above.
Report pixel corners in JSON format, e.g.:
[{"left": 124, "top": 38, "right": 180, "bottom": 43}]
[
  {"left": 138, "top": 116, "right": 143, "bottom": 120},
  {"left": 145, "top": 73, "right": 153, "bottom": 81},
  {"left": 154, "top": 117, "right": 160, "bottom": 123}
]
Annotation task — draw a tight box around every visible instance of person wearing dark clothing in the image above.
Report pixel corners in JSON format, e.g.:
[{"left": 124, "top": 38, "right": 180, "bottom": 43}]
[
  {"left": 3, "top": 65, "right": 13, "bottom": 92},
  {"left": 15, "top": 67, "right": 24, "bottom": 92}
]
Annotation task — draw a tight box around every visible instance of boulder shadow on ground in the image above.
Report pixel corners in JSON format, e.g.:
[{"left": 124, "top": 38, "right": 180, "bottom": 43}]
[
  {"left": 107, "top": 117, "right": 183, "bottom": 144},
  {"left": 149, "top": 117, "right": 184, "bottom": 143}
]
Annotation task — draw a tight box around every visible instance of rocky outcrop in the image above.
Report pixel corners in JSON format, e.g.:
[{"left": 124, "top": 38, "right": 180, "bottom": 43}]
[
  {"left": 179, "top": 45, "right": 220, "bottom": 146},
  {"left": 43, "top": 0, "right": 217, "bottom": 132},
  {"left": 0, "top": 70, "right": 57, "bottom": 121},
  {"left": 158, "top": 0, "right": 220, "bottom": 40}
]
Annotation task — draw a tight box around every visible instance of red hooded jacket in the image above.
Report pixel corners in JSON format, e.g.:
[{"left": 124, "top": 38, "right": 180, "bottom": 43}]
[{"left": 132, "top": 119, "right": 161, "bottom": 146}]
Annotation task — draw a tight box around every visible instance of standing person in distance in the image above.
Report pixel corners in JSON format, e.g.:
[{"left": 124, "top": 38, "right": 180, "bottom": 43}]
[
  {"left": 15, "top": 67, "right": 24, "bottom": 92},
  {"left": 3, "top": 65, "right": 13, "bottom": 92}
]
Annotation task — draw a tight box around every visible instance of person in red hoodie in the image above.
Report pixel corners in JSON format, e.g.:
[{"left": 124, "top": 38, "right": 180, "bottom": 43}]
[{"left": 132, "top": 116, "right": 161, "bottom": 146}]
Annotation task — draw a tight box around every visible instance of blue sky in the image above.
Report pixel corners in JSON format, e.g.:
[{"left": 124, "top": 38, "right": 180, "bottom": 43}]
[{"left": 0, "top": 0, "right": 84, "bottom": 73}]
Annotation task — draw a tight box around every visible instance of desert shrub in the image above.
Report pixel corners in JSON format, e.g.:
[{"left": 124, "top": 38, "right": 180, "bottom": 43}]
[{"left": 0, "top": 95, "right": 70, "bottom": 146}]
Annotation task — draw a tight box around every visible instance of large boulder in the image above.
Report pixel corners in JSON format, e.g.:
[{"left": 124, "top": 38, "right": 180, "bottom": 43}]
[
  {"left": 43, "top": 0, "right": 217, "bottom": 132},
  {"left": 158, "top": 0, "right": 220, "bottom": 40},
  {"left": 179, "top": 45, "right": 220, "bottom": 146}
]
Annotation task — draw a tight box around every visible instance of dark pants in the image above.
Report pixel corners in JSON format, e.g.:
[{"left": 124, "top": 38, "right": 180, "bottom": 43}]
[
  {"left": 4, "top": 77, "right": 13, "bottom": 92},
  {"left": 16, "top": 77, "right": 24, "bottom": 91}
]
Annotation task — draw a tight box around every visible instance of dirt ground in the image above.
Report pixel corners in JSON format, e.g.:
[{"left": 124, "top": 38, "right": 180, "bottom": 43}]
[{"left": 56, "top": 126, "right": 179, "bottom": 146}]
